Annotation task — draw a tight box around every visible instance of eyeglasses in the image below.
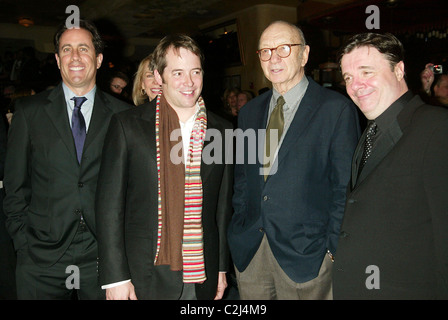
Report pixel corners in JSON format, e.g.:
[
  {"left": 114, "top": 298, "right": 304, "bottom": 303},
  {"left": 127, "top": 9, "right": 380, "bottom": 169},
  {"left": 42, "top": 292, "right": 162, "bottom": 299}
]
[{"left": 256, "top": 44, "right": 303, "bottom": 61}]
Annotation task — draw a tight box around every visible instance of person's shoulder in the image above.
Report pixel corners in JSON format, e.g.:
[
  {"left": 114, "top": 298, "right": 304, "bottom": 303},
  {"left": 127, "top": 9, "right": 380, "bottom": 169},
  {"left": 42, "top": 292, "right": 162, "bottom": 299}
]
[
  {"left": 307, "top": 78, "right": 350, "bottom": 102},
  {"left": 207, "top": 109, "right": 233, "bottom": 130},
  {"left": 99, "top": 90, "right": 133, "bottom": 111},
  {"left": 304, "top": 79, "right": 356, "bottom": 118},
  {"left": 114, "top": 99, "right": 155, "bottom": 120},
  {"left": 21, "top": 87, "right": 53, "bottom": 104},
  {"left": 413, "top": 96, "right": 448, "bottom": 123},
  {"left": 398, "top": 95, "right": 448, "bottom": 140},
  {"left": 239, "top": 89, "right": 272, "bottom": 116},
  {"left": 12, "top": 87, "right": 54, "bottom": 115}
]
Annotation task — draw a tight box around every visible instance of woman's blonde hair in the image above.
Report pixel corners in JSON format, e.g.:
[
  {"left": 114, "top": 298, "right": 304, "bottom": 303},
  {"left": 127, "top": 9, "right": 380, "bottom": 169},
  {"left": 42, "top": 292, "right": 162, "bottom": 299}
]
[{"left": 132, "top": 54, "right": 153, "bottom": 106}]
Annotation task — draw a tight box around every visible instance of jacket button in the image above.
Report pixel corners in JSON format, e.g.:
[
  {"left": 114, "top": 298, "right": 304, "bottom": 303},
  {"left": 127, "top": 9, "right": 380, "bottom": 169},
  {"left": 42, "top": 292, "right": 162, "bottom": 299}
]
[
  {"left": 74, "top": 209, "right": 82, "bottom": 215},
  {"left": 340, "top": 231, "right": 349, "bottom": 238},
  {"left": 258, "top": 227, "right": 264, "bottom": 233},
  {"left": 78, "top": 182, "right": 84, "bottom": 188},
  {"left": 263, "top": 195, "right": 268, "bottom": 201},
  {"left": 347, "top": 198, "right": 356, "bottom": 204}
]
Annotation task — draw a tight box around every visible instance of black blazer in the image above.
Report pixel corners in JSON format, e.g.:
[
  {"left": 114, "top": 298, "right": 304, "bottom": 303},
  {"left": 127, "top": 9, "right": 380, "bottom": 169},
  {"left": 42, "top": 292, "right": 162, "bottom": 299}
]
[
  {"left": 333, "top": 94, "right": 448, "bottom": 299},
  {"left": 95, "top": 100, "right": 234, "bottom": 300},
  {"left": 0, "top": 116, "right": 7, "bottom": 242},
  {"left": 228, "top": 77, "right": 360, "bottom": 283},
  {"left": 3, "top": 83, "right": 129, "bottom": 266}
]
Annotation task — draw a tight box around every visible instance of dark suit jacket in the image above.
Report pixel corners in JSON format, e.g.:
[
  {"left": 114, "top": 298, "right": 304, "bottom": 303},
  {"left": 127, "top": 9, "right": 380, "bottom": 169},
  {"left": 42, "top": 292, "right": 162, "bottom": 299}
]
[
  {"left": 227, "top": 77, "right": 360, "bottom": 283},
  {"left": 3, "top": 83, "right": 129, "bottom": 266},
  {"left": 0, "top": 116, "right": 7, "bottom": 241},
  {"left": 333, "top": 94, "right": 448, "bottom": 299},
  {"left": 0, "top": 113, "right": 17, "bottom": 300},
  {"left": 95, "top": 99, "right": 234, "bottom": 300}
]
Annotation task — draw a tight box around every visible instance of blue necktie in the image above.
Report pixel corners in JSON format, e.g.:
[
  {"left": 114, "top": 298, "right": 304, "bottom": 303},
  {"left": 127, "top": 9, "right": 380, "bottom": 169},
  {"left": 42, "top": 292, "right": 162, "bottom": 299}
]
[{"left": 71, "top": 96, "right": 87, "bottom": 164}]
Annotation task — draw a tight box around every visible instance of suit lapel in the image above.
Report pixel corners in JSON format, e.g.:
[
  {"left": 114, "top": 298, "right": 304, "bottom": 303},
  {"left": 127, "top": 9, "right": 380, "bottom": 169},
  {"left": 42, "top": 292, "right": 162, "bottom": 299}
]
[
  {"left": 350, "top": 131, "right": 366, "bottom": 190},
  {"left": 356, "top": 122, "right": 401, "bottom": 185},
  {"left": 200, "top": 111, "right": 222, "bottom": 184},
  {"left": 140, "top": 101, "right": 157, "bottom": 163},
  {"left": 276, "top": 98, "right": 317, "bottom": 166},
  {"left": 274, "top": 81, "right": 319, "bottom": 175},
  {"left": 201, "top": 132, "right": 213, "bottom": 184},
  {"left": 44, "top": 86, "right": 120, "bottom": 166},
  {"left": 44, "top": 84, "right": 78, "bottom": 164},
  {"left": 353, "top": 94, "right": 422, "bottom": 189},
  {"left": 83, "top": 89, "right": 110, "bottom": 152},
  {"left": 256, "top": 90, "right": 317, "bottom": 184},
  {"left": 256, "top": 92, "right": 273, "bottom": 184}
]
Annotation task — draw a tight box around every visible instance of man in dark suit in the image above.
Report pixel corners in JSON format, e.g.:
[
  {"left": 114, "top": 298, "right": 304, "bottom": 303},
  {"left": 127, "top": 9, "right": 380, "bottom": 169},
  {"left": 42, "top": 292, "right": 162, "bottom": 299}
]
[
  {"left": 227, "top": 20, "right": 360, "bottom": 299},
  {"left": 0, "top": 115, "right": 17, "bottom": 299},
  {"left": 95, "top": 34, "right": 233, "bottom": 300},
  {"left": 2, "top": 20, "right": 129, "bottom": 299},
  {"left": 333, "top": 33, "right": 448, "bottom": 299}
]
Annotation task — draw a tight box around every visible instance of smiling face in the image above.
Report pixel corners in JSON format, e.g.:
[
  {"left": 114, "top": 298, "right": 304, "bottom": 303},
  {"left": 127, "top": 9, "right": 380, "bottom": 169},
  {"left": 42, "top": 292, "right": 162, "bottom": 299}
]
[
  {"left": 341, "top": 46, "right": 408, "bottom": 120},
  {"left": 142, "top": 64, "right": 162, "bottom": 101},
  {"left": 55, "top": 28, "right": 103, "bottom": 96},
  {"left": 258, "top": 22, "right": 309, "bottom": 94},
  {"left": 154, "top": 46, "right": 203, "bottom": 117}
]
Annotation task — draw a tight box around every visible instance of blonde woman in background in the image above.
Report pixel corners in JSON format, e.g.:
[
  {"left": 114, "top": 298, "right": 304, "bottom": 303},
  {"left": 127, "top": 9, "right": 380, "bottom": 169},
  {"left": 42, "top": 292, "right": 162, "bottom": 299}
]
[
  {"left": 222, "top": 87, "right": 240, "bottom": 117},
  {"left": 132, "top": 54, "right": 162, "bottom": 106}
]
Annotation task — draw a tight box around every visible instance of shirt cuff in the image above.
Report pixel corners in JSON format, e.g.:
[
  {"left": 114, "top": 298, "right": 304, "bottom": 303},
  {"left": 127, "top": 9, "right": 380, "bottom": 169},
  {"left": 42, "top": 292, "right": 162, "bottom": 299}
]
[{"left": 101, "top": 279, "right": 131, "bottom": 289}]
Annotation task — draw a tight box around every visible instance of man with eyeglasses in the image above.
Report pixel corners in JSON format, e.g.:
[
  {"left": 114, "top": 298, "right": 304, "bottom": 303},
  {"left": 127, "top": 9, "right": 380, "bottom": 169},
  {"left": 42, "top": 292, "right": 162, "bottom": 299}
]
[{"left": 227, "top": 20, "right": 360, "bottom": 299}]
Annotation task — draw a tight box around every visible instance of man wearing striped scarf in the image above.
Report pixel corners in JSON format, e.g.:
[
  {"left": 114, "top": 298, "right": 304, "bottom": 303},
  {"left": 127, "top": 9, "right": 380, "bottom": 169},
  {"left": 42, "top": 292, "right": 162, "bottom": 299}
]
[{"left": 95, "top": 34, "right": 233, "bottom": 300}]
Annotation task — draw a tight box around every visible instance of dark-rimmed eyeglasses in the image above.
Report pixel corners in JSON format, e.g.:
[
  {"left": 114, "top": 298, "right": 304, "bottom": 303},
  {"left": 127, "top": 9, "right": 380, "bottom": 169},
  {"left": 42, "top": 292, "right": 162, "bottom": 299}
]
[{"left": 256, "top": 44, "right": 303, "bottom": 61}]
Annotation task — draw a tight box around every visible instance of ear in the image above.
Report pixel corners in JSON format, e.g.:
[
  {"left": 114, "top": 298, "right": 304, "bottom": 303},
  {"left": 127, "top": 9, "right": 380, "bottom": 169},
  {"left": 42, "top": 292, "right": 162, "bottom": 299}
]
[
  {"left": 300, "top": 45, "right": 310, "bottom": 67},
  {"left": 394, "top": 61, "right": 405, "bottom": 81},
  {"left": 55, "top": 53, "right": 61, "bottom": 69},
  {"left": 154, "top": 69, "right": 163, "bottom": 86},
  {"left": 96, "top": 53, "right": 103, "bottom": 69}
]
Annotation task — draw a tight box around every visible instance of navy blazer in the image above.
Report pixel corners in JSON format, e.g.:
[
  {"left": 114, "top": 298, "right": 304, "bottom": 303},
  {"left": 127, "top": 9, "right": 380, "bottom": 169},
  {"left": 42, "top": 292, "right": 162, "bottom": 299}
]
[{"left": 228, "top": 77, "right": 360, "bottom": 283}]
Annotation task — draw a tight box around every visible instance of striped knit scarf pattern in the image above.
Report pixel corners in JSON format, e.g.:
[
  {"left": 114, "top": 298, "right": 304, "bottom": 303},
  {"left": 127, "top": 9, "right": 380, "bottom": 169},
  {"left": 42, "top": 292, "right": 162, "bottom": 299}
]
[{"left": 154, "top": 94, "right": 208, "bottom": 283}]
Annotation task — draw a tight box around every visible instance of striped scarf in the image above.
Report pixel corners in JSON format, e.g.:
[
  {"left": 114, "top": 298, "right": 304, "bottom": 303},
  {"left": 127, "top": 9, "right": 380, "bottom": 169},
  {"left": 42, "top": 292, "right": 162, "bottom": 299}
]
[{"left": 154, "top": 94, "right": 207, "bottom": 283}]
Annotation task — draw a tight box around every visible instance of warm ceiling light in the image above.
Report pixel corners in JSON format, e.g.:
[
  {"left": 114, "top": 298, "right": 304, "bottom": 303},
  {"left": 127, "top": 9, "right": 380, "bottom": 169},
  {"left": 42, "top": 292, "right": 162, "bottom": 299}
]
[
  {"left": 19, "top": 18, "right": 34, "bottom": 27},
  {"left": 386, "top": 0, "right": 399, "bottom": 8}
]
